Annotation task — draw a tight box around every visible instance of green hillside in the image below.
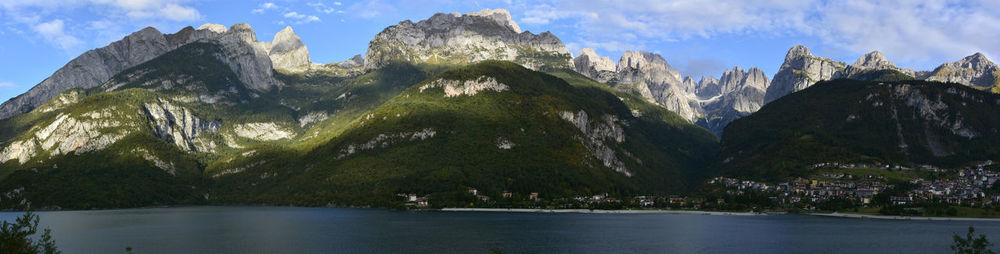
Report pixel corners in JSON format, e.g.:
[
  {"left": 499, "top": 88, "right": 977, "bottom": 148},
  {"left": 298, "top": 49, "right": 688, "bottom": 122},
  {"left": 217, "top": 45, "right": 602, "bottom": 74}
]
[
  {"left": 720, "top": 78, "right": 1000, "bottom": 181},
  {"left": 209, "top": 61, "right": 718, "bottom": 207}
]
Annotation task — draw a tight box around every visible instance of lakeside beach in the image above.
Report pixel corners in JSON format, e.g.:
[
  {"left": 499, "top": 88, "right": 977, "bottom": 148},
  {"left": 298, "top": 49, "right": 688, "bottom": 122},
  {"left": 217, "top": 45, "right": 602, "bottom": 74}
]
[
  {"left": 439, "top": 208, "right": 772, "bottom": 216},
  {"left": 812, "top": 212, "right": 1000, "bottom": 222}
]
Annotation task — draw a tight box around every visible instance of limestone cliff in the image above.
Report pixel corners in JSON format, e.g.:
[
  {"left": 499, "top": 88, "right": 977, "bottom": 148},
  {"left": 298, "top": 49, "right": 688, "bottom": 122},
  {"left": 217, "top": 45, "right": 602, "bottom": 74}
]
[{"left": 364, "top": 9, "right": 574, "bottom": 71}]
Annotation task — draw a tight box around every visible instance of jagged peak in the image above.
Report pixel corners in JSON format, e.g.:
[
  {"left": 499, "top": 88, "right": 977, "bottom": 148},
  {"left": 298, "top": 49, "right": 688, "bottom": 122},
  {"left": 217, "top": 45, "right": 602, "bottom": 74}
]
[
  {"left": 961, "top": 52, "right": 994, "bottom": 65},
  {"left": 276, "top": 26, "right": 296, "bottom": 37},
  {"left": 700, "top": 76, "right": 719, "bottom": 83},
  {"left": 619, "top": 51, "right": 671, "bottom": 70},
  {"left": 785, "top": 45, "right": 812, "bottom": 62},
  {"left": 579, "top": 48, "right": 600, "bottom": 58},
  {"left": 197, "top": 23, "right": 227, "bottom": 34},
  {"left": 853, "top": 50, "right": 891, "bottom": 67},
  {"left": 465, "top": 8, "right": 521, "bottom": 33},
  {"left": 271, "top": 26, "right": 304, "bottom": 52},
  {"left": 348, "top": 54, "right": 364, "bottom": 63}
]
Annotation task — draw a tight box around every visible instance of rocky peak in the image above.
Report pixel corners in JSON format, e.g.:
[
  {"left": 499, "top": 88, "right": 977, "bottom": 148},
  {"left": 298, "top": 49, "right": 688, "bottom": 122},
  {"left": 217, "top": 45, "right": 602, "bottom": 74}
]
[
  {"left": 764, "top": 45, "right": 846, "bottom": 103},
  {"left": 617, "top": 51, "right": 681, "bottom": 80},
  {"left": 197, "top": 23, "right": 228, "bottom": 34},
  {"left": 573, "top": 48, "right": 617, "bottom": 82},
  {"left": 363, "top": 9, "right": 574, "bottom": 71},
  {"left": 719, "top": 66, "right": 769, "bottom": 93},
  {"left": 958, "top": 53, "right": 996, "bottom": 70},
  {"left": 465, "top": 8, "right": 521, "bottom": 33},
  {"left": 267, "top": 26, "right": 311, "bottom": 72},
  {"left": 839, "top": 50, "right": 915, "bottom": 79},
  {"left": 926, "top": 52, "right": 1000, "bottom": 88},
  {"left": 852, "top": 51, "right": 889, "bottom": 68},
  {"left": 227, "top": 23, "right": 258, "bottom": 43},
  {"left": 0, "top": 26, "right": 179, "bottom": 119},
  {"left": 785, "top": 45, "right": 812, "bottom": 62},
  {"left": 337, "top": 54, "right": 365, "bottom": 68}
]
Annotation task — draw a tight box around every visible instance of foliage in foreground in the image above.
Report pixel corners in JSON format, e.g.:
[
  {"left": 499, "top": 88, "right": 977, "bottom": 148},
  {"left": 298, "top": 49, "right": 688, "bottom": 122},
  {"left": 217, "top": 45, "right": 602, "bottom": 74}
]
[{"left": 0, "top": 211, "right": 59, "bottom": 254}]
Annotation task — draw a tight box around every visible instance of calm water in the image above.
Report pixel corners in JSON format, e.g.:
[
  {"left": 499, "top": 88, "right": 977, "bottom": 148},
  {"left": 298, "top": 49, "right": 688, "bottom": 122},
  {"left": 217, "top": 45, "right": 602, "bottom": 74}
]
[{"left": 1, "top": 206, "right": 999, "bottom": 253}]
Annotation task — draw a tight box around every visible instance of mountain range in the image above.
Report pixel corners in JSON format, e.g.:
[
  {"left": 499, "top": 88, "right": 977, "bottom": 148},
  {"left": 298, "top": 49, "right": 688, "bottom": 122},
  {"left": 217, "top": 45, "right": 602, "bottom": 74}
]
[{"left": 0, "top": 8, "right": 997, "bottom": 209}]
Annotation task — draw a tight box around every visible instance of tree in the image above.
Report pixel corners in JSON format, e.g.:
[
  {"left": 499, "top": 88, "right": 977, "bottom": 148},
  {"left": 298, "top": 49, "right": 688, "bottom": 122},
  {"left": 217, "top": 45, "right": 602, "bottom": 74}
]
[
  {"left": 953, "top": 226, "right": 995, "bottom": 254},
  {"left": 0, "top": 211, "right": 60, "bottom": 254}
]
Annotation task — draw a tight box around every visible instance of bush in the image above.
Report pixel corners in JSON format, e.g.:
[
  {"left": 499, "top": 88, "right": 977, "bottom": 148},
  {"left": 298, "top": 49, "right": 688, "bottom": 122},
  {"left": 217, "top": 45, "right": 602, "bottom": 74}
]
[{"left": 0, "top": 211, "right": 59, "bottom": 254}]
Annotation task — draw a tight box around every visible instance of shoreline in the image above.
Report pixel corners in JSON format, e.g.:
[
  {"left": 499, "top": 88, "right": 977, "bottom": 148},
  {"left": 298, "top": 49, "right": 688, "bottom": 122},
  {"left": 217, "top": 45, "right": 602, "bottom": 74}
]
[
  {"left": 439, "top": 208, "right": 773, "bottom": 216},
  {"left": 810, "top": 212, "right": 1000, "bottom": 222}
]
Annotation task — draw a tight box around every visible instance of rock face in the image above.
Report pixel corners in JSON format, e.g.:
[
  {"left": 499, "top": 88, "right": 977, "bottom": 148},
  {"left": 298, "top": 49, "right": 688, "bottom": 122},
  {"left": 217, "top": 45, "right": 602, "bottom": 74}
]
[
  {"left": 574, "top": 48, "right": 617, "bottom": 83},
  {"left": 614, "top": 51, "right": 699, "bottom": 121},
  {"left": 764, "top": 45, "right": 846, "bottom": 103},
  {"left": 0, "top": 23, "right": 299, "bottom": 120},
  {"left": 364, "top": 8, "right": 574, "bottom": 71},
  {"left": 142, "top": 98, "right": 220, "bottom": 152},
  {"left": 925, "top": 53, "right": 1000, "bottom": 89},
  {"left": 266, "top": 26, "right": 312, "bottom": 72},
  {"left": 212, "top": 23, "right": 284, "bottom": 91},
  {"left": 838, "top": 51, "right": 916, "bottom": 79},
  {"left": 0, "top": 95, "right": 219, "bottom": 164},
  {"left": 560, "top": 110, "right": 629, "bottom": 176},
  {"left": 693, "top": 76, "right": 721, "bottom": 99},
  {"left": 418, "top": 76, "right": 509, "bottom": 97},
  {"left": 233, "top": 122, "right": 294, "bottom": 141},
  {"left": 572, "top": 48, "right": 769, "bottom": 136},
  {"left": 0, "top": 27, "right": 194, "bottom": 120},
  {"left": 696, "top": 67, "right": 769, "bottom": 136}
]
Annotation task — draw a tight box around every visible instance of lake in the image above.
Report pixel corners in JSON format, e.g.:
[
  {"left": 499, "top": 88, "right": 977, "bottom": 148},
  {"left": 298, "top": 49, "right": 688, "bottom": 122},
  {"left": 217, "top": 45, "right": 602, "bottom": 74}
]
[{"left": 1, "top": 206, "right": 998, "bottom": 253}]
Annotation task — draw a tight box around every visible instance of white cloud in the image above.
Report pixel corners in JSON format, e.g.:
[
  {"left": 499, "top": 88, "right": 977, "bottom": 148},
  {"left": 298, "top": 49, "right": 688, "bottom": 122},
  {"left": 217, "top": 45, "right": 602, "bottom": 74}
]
[
  {"left": 252, "top": 2, "right": 278, "bottom": 14},
  {"left": 160, "top": 3, "right": 198, "bottom": 21},
  {"left": 284, "top": 12, "right": 321, "bottom": 24},
  {"left": 2, "top": 0, "right": 202, "bottom": 27},
  {"left": 32, "top": 19, "right": 83, "bottom": 52},
  {"left": 347, "top": 0, "right": 396, "bottom": 19},
  {"left": 520, "top": 0, "right": 1000, "bottom": 65},
  {"left": 308, "top": 2, "right": 337, "bottom": 14},
  {"left": 0, "top": 81, "right": 15, "bottom": 88}
]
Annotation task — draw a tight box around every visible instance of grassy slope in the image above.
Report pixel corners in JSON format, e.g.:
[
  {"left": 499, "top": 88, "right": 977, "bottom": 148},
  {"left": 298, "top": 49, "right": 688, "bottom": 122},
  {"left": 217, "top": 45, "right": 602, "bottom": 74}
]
[{"left": 210, "top": 61, "right": 718, "bottom": 207}]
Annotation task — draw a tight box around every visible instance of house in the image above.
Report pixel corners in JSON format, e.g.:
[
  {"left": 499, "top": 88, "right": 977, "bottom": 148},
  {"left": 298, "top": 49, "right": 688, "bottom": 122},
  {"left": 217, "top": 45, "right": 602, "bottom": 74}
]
[
  {"left": 468, "top": 188, "right": 478, "bottom": 196},
  {"left": 502, "top": 191, "right": 512, "bottom": 198},
  {"left": 890, "top": 196, "right": 912, "bottom": 205},
  {"left": 529, "top": 192, "right": 540, "bottom": 201}
]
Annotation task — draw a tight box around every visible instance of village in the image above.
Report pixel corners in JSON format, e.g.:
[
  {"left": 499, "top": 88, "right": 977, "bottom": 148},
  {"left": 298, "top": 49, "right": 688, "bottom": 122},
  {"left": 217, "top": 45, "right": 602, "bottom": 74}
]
[
  {"left": 709, "top": 161, "right": 1000, "bottom": 209},
  {"left": 396, "top": 161, "right": 1000, "bottom": 212}
]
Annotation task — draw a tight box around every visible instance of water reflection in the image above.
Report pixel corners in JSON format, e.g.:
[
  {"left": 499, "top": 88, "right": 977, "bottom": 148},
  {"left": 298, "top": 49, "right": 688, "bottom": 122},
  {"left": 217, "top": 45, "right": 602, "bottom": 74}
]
[{"left": 0, "top": 207, "right": 996, "bottom": 253}]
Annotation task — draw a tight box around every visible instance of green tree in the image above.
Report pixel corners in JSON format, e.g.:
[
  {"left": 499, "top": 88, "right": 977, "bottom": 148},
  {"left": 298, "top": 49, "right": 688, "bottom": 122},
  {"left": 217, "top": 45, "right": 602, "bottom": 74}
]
[
  {"left": 953, "top": 226, "right": 995, "bottom": 254},
  {"left": 0, "top": 211, "right": 60, "bottom": 254}
]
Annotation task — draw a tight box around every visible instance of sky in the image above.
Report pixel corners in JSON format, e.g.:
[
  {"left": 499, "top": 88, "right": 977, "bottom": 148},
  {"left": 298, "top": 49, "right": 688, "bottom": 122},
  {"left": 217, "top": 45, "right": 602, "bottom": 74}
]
[{"left": 1, "top": 0, "right": 999, "bottom": 102}]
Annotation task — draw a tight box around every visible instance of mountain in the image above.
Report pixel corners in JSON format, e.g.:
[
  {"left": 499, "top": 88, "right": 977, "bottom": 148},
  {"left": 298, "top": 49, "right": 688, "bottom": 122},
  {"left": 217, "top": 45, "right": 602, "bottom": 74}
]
[
  {"left": 364, "top": 9, "right": 574, "bottom": 71},
  {"left": 696, "top": 67, "right": 770, "bottom": 136},
  {"left": 573, "top": 48, "right": 617, "bottom": 83},
  {"left": 209, "top": 62, "right": 717, "bottom": 207},
  {"left": 763, "top": 46, "right": 1000, "bottom": 105},
  {"left": 0, "top": 9, "right": 717, "bottom": 209},
  {"left": 572, "top": 49, "right": 769, "bottom": 137},
  {"left": 925, "top": 53, "right": 1000, "bottom": 92},
  {"left": 721, "top": 79, "right": 1000, "bottom": 181},
  {"left": 0, "top": 26, "right": 215, "bottom": 120},
  {"left": 837, "top": 51, "right": 916, "bottom": 79},
  {"left": 0, "top": 23, "right": 327, "bottom": 121},
  {"left": 763, "top": 45, "right": 847, "bottom": 103}
]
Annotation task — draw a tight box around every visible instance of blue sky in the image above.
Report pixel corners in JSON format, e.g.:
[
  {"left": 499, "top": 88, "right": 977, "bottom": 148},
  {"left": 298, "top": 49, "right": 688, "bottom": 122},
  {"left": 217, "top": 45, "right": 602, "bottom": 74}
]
[{"left": 2, "top": 0, "right": 999, "bottom": 102}]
